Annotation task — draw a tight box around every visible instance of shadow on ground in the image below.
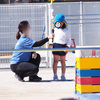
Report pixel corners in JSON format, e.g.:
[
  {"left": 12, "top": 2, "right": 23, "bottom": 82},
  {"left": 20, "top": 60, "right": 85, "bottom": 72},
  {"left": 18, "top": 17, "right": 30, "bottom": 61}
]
[
  {"left": 26, "top": 79, "right": 74, "bottom": 83},
  {"left": 60, "top": 98, "right": 76, "bottom": 100}
]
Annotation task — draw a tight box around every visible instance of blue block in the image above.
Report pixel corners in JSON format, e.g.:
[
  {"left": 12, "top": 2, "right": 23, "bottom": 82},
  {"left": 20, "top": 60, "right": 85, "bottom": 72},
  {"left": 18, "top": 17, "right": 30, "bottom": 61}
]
[
  {"left": 76, "top": 69, "right": 100, "bottom": 77},
  {"left": 75, "top": 91, "right": 81, "bottom": 94},
  {"left": 75, "top": 92, "right": 100, "bottom": 100}
]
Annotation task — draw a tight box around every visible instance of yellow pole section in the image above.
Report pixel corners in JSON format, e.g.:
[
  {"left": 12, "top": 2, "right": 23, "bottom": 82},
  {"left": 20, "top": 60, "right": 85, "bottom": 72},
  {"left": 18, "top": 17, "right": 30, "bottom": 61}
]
[{"left": 51, "top": 0, "right": 53, "bottom": 4}]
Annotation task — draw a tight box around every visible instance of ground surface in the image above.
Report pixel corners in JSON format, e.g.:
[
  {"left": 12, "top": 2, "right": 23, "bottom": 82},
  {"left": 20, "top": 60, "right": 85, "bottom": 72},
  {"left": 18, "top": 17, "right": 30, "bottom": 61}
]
[{"left": 0, "top": 67, "right": 75, "bottom": 100}]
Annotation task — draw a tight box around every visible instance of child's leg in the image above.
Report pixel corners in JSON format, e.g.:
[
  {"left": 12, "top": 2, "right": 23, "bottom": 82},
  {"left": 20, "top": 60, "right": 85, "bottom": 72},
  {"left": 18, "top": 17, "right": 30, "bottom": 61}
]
[
  {"left": 60, "top": 56, "right": 66, "bottom": 76},
  {"left": 53, "top": 55, "right": 59, "bottom": 75}
]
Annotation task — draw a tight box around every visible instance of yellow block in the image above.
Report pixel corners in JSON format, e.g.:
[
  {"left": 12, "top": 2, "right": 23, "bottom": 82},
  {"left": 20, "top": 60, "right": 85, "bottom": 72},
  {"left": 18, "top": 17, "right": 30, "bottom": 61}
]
[
  {"left": 75, "top": 57, "right": 100, "bottom": 70},
  {"left": 76, "top": 84, "right": 100, "bottom": 93}
]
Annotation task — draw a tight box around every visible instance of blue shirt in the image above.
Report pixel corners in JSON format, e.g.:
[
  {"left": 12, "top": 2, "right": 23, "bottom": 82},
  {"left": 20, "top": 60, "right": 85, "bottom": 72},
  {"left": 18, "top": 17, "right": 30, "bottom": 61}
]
[{"left": 10, "top": 35, "right": 35, "bottom": 64}]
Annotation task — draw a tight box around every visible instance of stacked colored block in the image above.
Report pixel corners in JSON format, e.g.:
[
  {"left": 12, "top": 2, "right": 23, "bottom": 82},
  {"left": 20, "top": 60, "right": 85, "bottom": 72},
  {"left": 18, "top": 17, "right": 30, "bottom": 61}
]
[
  {"left": 76, "top": 84, "right": 100, "bottom": 93},
  {"left": 76, "top": 57, "right": 100, "bottom": 69},
  {"left": 75, "top": 76, "right": 100, "bottom": 85},
  {"left": 75, "top": 49, "right": 100, "bottom": 93},
  {"left": 76, "top": 68, "right": 100, "bottom": 77}
]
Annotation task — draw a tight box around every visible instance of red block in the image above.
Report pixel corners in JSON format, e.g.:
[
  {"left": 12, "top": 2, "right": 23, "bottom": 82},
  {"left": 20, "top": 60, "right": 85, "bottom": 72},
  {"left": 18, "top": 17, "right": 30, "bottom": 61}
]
[{"left": 75, "top": 76, "right": 100, "bottom": 85}]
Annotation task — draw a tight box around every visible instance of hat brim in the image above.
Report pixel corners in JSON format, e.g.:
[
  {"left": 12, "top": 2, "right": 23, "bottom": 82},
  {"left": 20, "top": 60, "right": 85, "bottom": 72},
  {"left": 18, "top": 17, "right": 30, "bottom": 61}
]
[
  {"left": 54, "top": 20, "right": 67, "bottom": 24},
  {"left": 53, "top": 20, "right": 61, "bottom": 23},
  {"left": 64, "top": 20, "right": 67, "bottom": 24}
]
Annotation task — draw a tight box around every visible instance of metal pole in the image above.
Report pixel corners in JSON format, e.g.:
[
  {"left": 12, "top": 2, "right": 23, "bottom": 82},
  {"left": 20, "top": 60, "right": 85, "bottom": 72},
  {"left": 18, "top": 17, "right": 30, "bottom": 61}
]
[
  {"left": 8, "top": 0, "right": 10, "bottom": 4},
  {"left": 79, "top": 1, "right": 83, "bottom": 46},
  {"left": 48, "top": 1, "right": 54, "bottom": 68},
  {"left": 45, "top": 4, "right": 49, "bottom": 67},
  {"left": 0, "top": 47, "right": 100, "bottom": 53},
  {"left": 48, "top": 4, "right": 52, "bottom": 68}
]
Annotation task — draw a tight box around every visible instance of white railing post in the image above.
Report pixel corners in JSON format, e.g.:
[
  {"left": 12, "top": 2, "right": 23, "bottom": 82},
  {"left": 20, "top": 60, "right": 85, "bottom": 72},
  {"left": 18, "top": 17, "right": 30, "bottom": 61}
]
[
  {"left": 79, "top": 1, "right": 83, "bottom": 46},
  {"left": 48, "top": 3, "right": 53, "bottom": 67},
  {"left": 9, "top": 0, "right": 10, "bottom": 4},
  {"left": 45, "top": 4, "right": 49, "bottom": 67}
]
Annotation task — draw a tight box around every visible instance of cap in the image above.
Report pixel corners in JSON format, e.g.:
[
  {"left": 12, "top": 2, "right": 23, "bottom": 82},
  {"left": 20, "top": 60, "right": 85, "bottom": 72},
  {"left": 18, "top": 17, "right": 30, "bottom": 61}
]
[{"left": 54, "top": 14, "right": 67, "bottom": 24}]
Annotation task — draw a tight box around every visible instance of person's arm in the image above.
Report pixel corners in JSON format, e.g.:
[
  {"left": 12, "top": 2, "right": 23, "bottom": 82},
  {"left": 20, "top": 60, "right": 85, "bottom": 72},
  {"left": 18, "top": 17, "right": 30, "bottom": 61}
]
[
  {"left": 32, "top": 37, "right": 49, "bottom": 47},
  {"left": 49, "top": 29, "right": 54, "bottom": 46}
]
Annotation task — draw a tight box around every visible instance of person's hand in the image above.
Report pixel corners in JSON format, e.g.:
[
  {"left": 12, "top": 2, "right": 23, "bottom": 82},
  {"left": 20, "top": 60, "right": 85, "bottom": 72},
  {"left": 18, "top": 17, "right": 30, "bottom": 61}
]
[
  {"left": 48, "top": 33, "right": 54, "bottom": 39},
  {"left": 32, "top": 52, "right": 37, "bottom": 59},
  {"left": 49, "top": 44, "right": 53, "bottom": 48},
  {"left": 64, "top": 46, "right": 69, "bottom": 53},
  {"left": 64, "top": 51, "right": 68, "bottom": 54}
]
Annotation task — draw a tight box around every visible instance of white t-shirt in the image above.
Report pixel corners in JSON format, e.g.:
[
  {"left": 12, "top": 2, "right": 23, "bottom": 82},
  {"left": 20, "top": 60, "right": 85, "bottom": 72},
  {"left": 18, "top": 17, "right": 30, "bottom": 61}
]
[{"left": 52, "top": 27, "right": 71, "bottom": 47}]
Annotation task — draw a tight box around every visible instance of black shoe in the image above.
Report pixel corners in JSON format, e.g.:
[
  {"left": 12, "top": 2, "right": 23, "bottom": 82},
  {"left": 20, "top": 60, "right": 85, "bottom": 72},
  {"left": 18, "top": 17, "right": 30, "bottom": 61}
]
[
  {"left": 29, "top": 75, "right": 42, "bottom": 82},
  {"left": 15, "top": 74, "right": 24, "bottom": 82}
]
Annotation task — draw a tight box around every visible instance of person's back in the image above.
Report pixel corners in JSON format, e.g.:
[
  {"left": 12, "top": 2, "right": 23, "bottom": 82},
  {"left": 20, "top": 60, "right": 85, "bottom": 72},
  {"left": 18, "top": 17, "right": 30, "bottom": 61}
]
[{"left": 14, "top": 0, "right": 23, "bottom": 3}]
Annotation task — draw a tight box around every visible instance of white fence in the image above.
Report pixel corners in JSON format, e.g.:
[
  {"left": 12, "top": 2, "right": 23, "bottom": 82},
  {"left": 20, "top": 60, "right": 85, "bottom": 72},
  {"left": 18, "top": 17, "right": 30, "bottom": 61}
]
[
  {"left": 0, "top": 4, "right": 49, "bottom": 67},
  {"left": 0, "top": 2, "right": 100, "bottom": 68},
  {"left": 49, "top": 2, "right": 100, "bottom": 67},
  {"left": 52, "top": 2, "right": 100, "bottom": 46}
]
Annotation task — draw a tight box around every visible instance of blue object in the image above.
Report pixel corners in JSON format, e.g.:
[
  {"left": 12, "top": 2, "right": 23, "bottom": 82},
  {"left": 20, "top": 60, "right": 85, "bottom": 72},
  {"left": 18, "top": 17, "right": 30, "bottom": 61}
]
[
  {"left": 72, "top": 51, "right": 75, "bottom": 53},
  {"left": 75, "top": 91, "right": 81, "bottom": 94},
  {"left": 75, "top": 91, "right": 100, "bottom": 100},
  {"left": 1, "top": 47, "right": 100, "bottom": 53},
  {"left": 41, "top": 25, "right": 45, "bottom": 40},
  {"left": 52, "top": 43, "right": 67, "bottom": 56},
  {"left": 61, "top": 75, "right": 66, "bottom": 80},
  {"left": 54, "top": 14, "right": 67, "bottom": 24},
  {"left": 76, "top": 69, "right": 100, "bottom": 77},
  {"left": 10, "top": 35, "right": 35, "bottom": 64},
  {"left": 53, "top": 75, "right": 58, "bottom": 80},
  {"left": 39, "top": 25, "right": 45, "bottom": 48}
]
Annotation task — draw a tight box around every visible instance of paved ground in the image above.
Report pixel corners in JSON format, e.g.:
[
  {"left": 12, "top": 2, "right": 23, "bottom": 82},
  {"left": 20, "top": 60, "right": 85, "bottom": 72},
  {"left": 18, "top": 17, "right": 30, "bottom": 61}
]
[{"left": 0, "top": 67, "right": 75, "bottom": 100}]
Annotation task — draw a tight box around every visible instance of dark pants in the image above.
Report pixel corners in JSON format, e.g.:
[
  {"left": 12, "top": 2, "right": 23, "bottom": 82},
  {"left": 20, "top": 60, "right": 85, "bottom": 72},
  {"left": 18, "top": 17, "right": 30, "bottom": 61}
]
[{"left": 10, "top": 53, "right": 41, "bottom": 78}]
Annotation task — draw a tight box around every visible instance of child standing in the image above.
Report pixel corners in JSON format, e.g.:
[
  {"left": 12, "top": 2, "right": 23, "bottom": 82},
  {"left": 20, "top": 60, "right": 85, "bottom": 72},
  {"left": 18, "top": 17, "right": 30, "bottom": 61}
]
[{"left": 49, "top": 14, "right": 71, "bottom": 80}]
